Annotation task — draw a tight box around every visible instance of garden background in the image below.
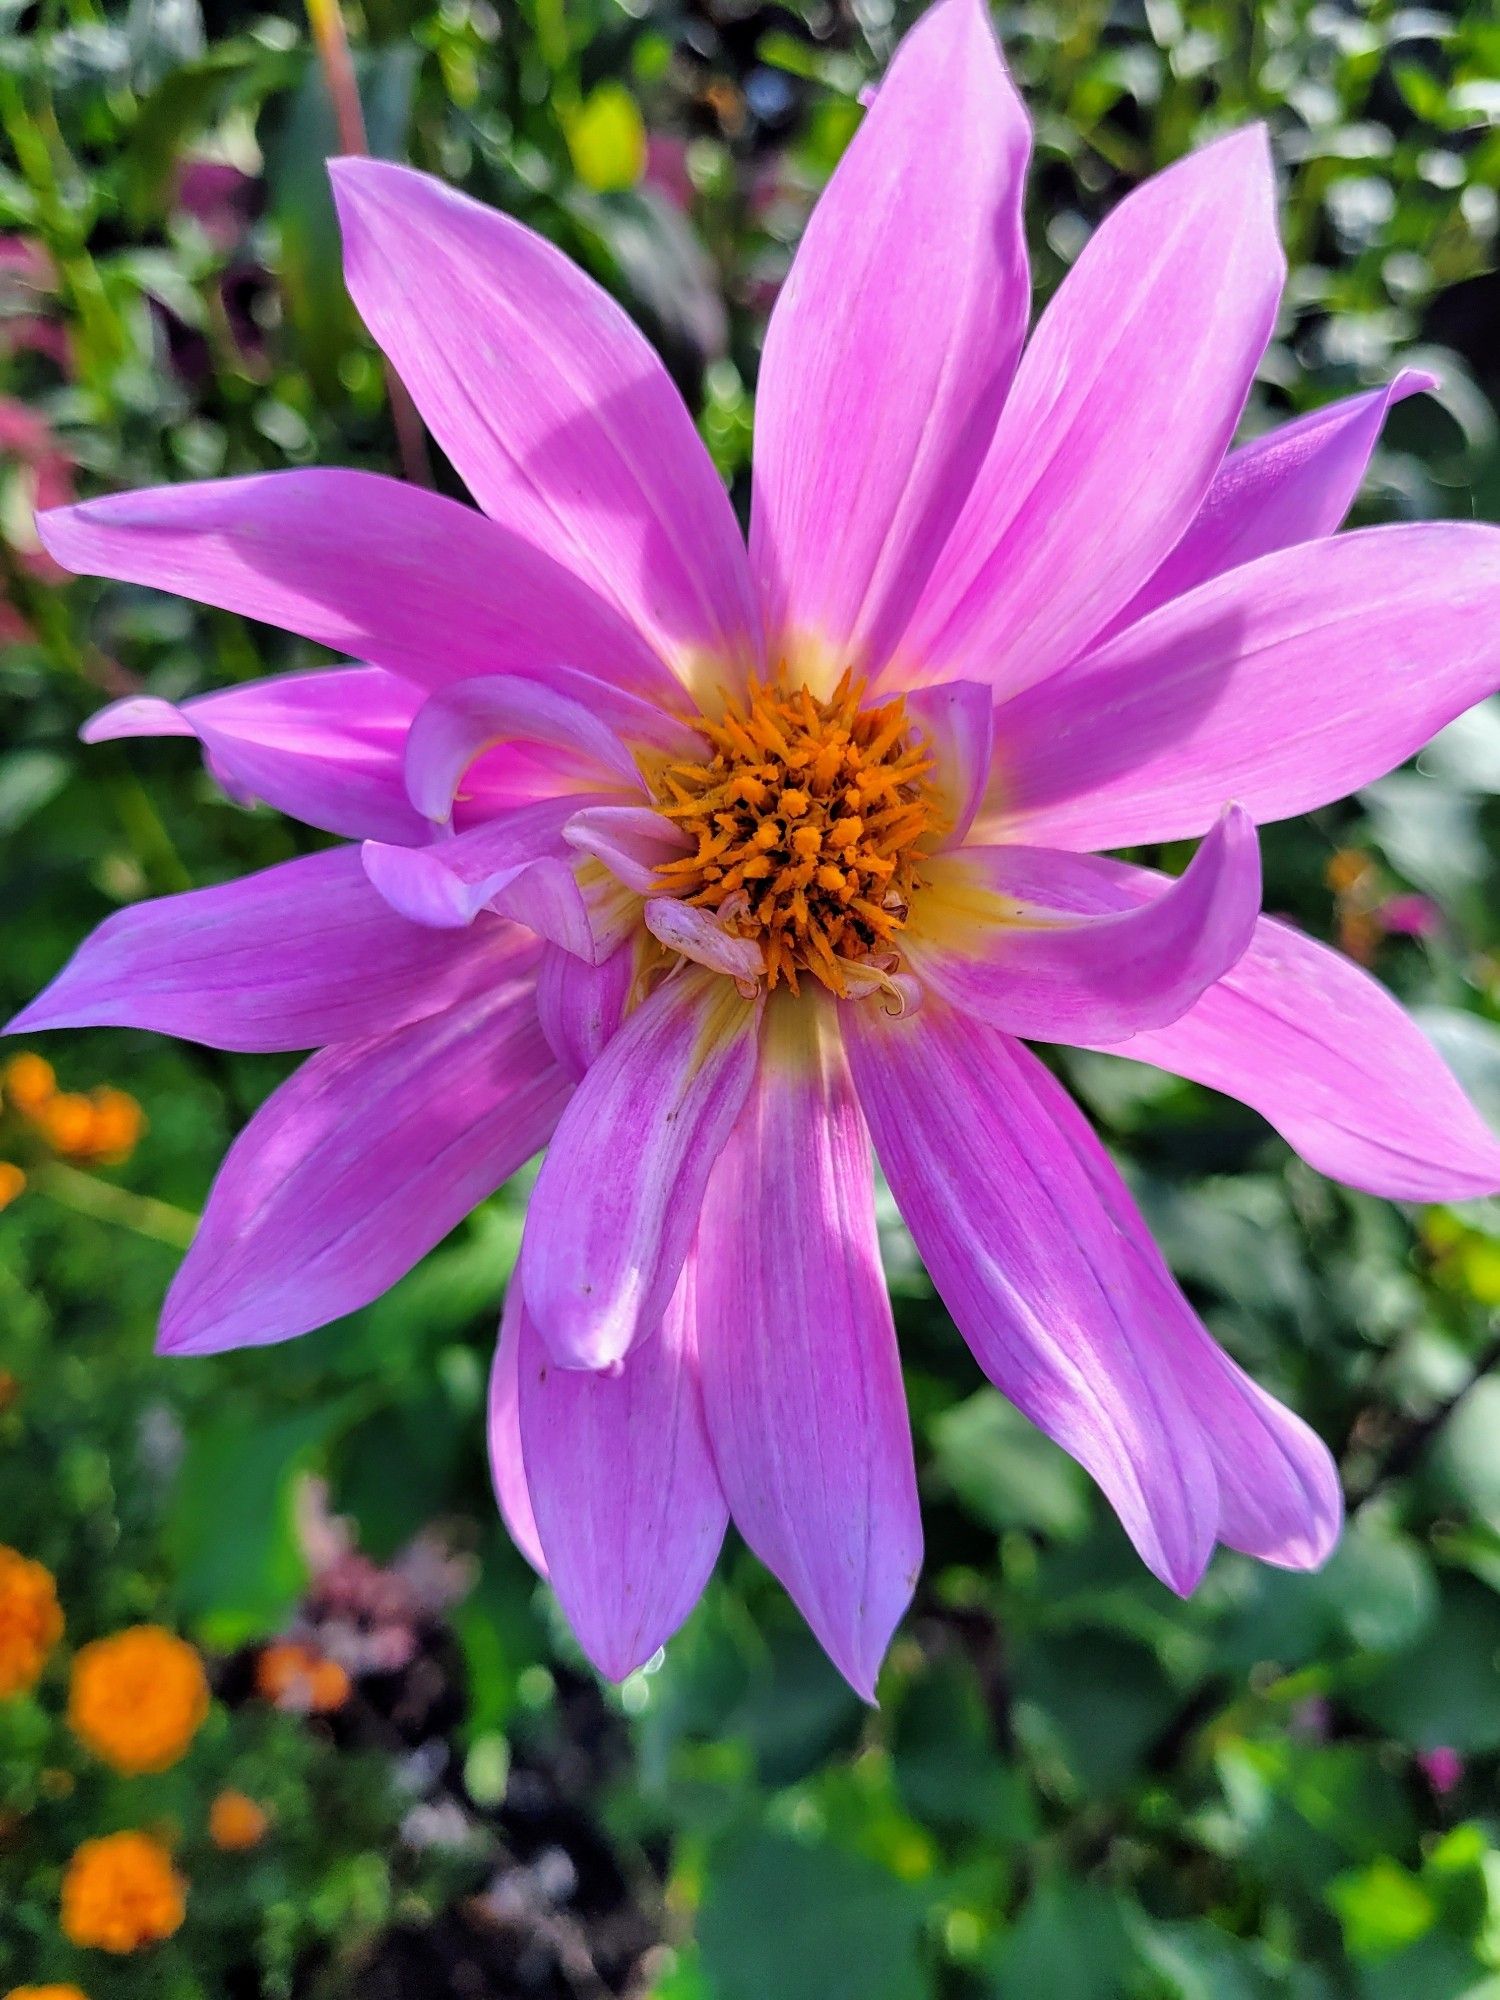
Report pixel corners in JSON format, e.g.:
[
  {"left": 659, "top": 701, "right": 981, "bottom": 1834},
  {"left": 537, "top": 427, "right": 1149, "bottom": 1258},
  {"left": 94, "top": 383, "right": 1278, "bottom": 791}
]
[{"left": 3, "top": 0, "right": 1500, "bottom": 1992}]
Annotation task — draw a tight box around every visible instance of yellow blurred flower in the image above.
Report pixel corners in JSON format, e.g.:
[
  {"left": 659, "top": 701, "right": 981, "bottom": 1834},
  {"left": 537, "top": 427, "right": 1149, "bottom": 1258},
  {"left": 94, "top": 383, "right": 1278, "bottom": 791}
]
[
  {"left": 0, "top": 1163, "right": 25, "bottom": 1210},
  {"left": 60, "top": 1831, "right": 185, "bottom": 1953},
  {"left": 2, "top": 1051, "right": 55, "bottom": 1117},
  {"left": 0, "top": 1546, "right": 63, "bottom": 1698},
  {"left": 208, "top": 1789, "right": 269, "bottom": 1851},
  {"left": 255, "top": 1639, "right": 350, "bottom": 1714},
  {"left": 69, "top": 1627, "right": 209, "bottom": 1774}
]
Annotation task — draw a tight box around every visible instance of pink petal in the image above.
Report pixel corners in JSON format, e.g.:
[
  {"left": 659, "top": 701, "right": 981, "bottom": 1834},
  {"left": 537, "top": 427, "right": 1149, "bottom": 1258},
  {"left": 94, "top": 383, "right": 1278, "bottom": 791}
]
[
  {"left": 845, "top": 1000, "right": 1218, "bottom": 1593},
  {"left": 749, "top": 0, "right": 1031, "bottom": 683},
  {"left": 159, "top": 957, "right": 568, "bottom": 1352},
  {"left": 84, "top": 667, "right": 429, "bottom": 844},
  {"left": 643, "top": 899, "right": 764, "bottom": 983},
  {"left": 535, "top": 941, "right": 636, "bottom": 1079},
  {"left": 404, "top": 674, "right": 648, "bottom": 823},
  {"left": 1060, "top": 857, "right": 1500, "bottom": 1201},
  {"left": 992, "top": 522, "right": 1500, "bottom": 849},
  {"left": 489, "top": 1285, "right": 548, "bottom": 1577},
  {"left": 38, "top": 471, "right": 675, "bottom": 701},
  {"left": 1098, "top": 368, "right": 1436, "bottom": 642},
  {"left": 896, "top": 127, "right": 1284, "bottom": 700},
  {"left": 330, "top": 158, "right": 758, "bottom": 685},
  {"left": 563, "top": 805, "right": 691, "bottom": 894},
  {"left": 902, "top": 679, "right": 994, "bottom": 849},
  {"left": 911, "top": 806, "right": 1259, "bottom": 1044},
  {"left": 520, "top": 968, "right": 762, "bottom": 1369},
  {"left": 7, "top": 847, "right": 502, "bottom": 1052},
  {"left": 516, "top": 1259, "right": 728, "bottom": 1679},
  {"left": 696, "top": 994, "right": 922, "bottom": 1699}
]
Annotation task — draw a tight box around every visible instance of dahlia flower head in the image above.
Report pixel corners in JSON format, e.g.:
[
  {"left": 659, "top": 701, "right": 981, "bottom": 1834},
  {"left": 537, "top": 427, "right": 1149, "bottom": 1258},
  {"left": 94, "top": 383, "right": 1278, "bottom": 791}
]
[{"left": 15, "top": 0, "right": 1500, "bottom": 1696}]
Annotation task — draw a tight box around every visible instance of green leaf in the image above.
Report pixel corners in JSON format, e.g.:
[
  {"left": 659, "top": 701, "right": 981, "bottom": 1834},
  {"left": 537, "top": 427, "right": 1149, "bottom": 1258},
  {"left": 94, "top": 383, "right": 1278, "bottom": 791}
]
[
  {"left": 1356, "top": 1578, "right": 1500, "bottom": 1752},
  {"left": 930, "top": 1389, "right": 1092, "bottom": 1540}
]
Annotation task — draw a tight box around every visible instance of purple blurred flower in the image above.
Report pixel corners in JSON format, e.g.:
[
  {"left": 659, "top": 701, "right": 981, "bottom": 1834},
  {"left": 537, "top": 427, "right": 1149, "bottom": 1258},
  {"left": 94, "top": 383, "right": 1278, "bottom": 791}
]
[
  {"left": 14, "top": 0, "right": 1500, "bottom": 1693},
  {"left": 1417, "top": 1746, "right": 1463, "bottom": 1796},
  {"left": 1379, "top": 892, "right": 1444, "bottom": 939}
]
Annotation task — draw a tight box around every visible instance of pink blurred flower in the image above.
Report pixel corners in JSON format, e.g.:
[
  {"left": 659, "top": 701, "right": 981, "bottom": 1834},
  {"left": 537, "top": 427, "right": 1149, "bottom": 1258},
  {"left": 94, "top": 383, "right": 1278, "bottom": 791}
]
[
  {"left": 0, "top": 235, "right": 72, "bottom": 372},
  {"left": 1379, "top": 892, "right": 1443, "bottom": 939},
  {"left": 643, "top": 134, "right": 695, "bottom": 213},
  {"left": 13, "top": 0, "right": 1500, "bottom": 1693},
  {"left": 1417, "top": 1746, "right": 1463, "bottom": 1796},
  {"left": 0, "top": 397, "right": 74, "bottom": 639}
]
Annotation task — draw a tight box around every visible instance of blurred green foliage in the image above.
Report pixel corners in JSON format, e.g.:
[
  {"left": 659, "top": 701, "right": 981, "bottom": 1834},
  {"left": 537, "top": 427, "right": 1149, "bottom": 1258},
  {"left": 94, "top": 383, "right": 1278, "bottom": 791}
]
[{"left": 3, "top": 0, "right": 1500, "bottom": 1993}]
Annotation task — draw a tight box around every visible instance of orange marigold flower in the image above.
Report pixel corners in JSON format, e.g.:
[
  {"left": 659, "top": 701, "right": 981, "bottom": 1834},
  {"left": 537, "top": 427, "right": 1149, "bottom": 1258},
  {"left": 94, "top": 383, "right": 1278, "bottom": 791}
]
[
  {"left": 68, "top": 1627, "right": 209, "bottom": 1774},
  {"left": 254, "top": 1640, "right": 350, "bottom": 1714},
  {"left": 0, "top": 1163, "right": 25, "bottom": 1211},
  {"left": 0, "top": 1546, "right": 63, "bottom": 1697},
  {"left": 3, "top": 1051, "right": 55, "bottom": 1117},
  {"left": 60, "top": 1831, "right": 184, "bottom": 1953},
  {"left": 5, "top": 1987, "right": 91, "bottom": 2000},
  {"left": 208, "top": 1789, "right": 269, "bottom": 1851}
]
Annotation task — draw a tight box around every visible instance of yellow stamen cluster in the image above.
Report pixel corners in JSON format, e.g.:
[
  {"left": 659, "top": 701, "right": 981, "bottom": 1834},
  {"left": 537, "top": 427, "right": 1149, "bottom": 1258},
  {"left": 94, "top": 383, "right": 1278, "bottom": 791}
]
[{"left": 653, "top": 672, "right": 936, "bottom": 994}]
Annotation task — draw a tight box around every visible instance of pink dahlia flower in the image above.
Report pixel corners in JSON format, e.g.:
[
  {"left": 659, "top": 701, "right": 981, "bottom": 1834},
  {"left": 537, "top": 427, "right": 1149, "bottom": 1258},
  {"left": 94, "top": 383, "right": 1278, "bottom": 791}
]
[{"left": 13, "top": 0, "right": 1500, "bottom": 1696}]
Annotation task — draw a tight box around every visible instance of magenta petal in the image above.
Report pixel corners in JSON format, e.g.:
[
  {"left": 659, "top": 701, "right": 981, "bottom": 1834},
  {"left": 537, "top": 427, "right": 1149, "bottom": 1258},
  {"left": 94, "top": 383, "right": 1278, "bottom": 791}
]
[
  {"left": 489, "top": 1285, "right": 548, "bottom": 1577},
  {"left": 903, "top": 680, "right": 995, "bottom": 849},
  {"left": 1098, "top": 368, "right": 1436, "bottom": 642},
  {"left": 696, "top": 995, "right": 922, "bottom": 1699},
  {"left": 845, "top": 1001, "right": 1219, "bottom": 1593},
  {"left": 159, "top": 959, "right": 568, "bottom": 1353},
  {"left": 38, "top": 472, "right": 673, "bottom": 700},
  {"left": 331, "top": 159, "right": 758, "bottom": 683},
  {"left": 1055, "top": 857, "right": 1500, "bottom": 1201},
  {"left": 517, "top": 1259, "right": 728, "bottom": 1680},
  {"left": 897, "top": 126, "right": 1284, "bottom": 700},
  {"left": 750, "top": 0, "right": 1031, "bottom": 679},
  {"left": 84, "top": 666, "right": 428, "bottom": 844},
  {"left": 913, "top": 806, "right": 1260, "bottom": 1046},
  {"left": 563, "top": 806, "right": 691, "bottom": 894},
  {"left": 520, "top": 969, "right": 762, "bottom": 1369},
  {"left": 7, "top": 847, "right": 504, "bottom": 1052},
  {"left": 993, "top": 522, "right": 1500, "bottom": 849},
  {"left": 534, "top": 942, "right": 636, "bottom": 1079}
]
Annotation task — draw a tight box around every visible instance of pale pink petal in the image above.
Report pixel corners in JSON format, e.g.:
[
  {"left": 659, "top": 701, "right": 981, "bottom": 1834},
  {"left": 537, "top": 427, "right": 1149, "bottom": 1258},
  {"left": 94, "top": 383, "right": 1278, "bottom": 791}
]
[
  {"left": 159, "top": 957, "right": 568, "bottom": 1352},
  {"left": 902, "top": 679, "right": 994, "bottom": 848},
  {"left": 517, "top": 1260, "right": 728, "bottom": 1679},
  {"left": 489, "top": 1286, "right": 548, "bottom": 1577},
  {"left": 697, "top": 994, "right": 921, "bottom": 1699},
  {"left": 84, "top": 667, "right": 428, "bottom": 844},
  {"left": 331, "top": 158, "right": 757, "bottom": 684},
  {"left": 535, "top": 941, "right": 636, "bottom": 1079},
  {"left": 1056, "top": 856, "right": 1500, "bottom": 1201},
  {"left": 992, "top": 523, "right": 1500, "bottom": 849},
  {"left": 1097, "top": 367, "right": 1436, "bottom": 642},
  {"left": 908, "top": 806, "right": 1259, "bottom": 1046},
  {"left": 895, "top": 127, "right": 1283, "bottom": 699},
  {"left": 643, "top": 899, "right": 764, "bottom": 983},
  {"left": 7, "top": 847, "right": 502, "bottom": 1052},
  {"left": 520, "top": 969, "right": 761, "bottom": 1369},
  {"left": 38, "top": 472, "right": 677, "bottom": 701},
  {"left": 844, "top": 1000, "right": 1218, "bottom": 1593},
  {"left": 563, "top": 806, "right": 690, "bottom": 894},
  {"left": 750, "top": 0, "right": 1031, "bottom": 682}
]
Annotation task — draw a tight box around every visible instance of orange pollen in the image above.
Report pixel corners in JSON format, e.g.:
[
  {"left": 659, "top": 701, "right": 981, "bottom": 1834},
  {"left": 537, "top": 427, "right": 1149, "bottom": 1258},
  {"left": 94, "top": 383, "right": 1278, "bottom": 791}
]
[{"left": 651, "top": 670, "right": 936, "bottom": 996}]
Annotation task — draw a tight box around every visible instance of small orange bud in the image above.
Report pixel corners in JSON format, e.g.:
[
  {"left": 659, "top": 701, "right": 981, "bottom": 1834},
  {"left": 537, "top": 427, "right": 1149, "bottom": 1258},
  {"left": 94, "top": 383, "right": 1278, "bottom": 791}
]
[
  {"left": 3, "top": 1052, "right": 55, "bottom": 1117},
  {"left": 37, "top": 1093, "right": 95, "bottom": 1158},
  {"left": 255, "top": 1640, "right": 350, "bottom": 1714},
  {"left": 209, "top": 1789, "right": 269, "bottom": 1851},
  {"left": 0, "top": 1163, "right": 25, "bottom": 1211},
  {"left": 75, "top": 1088, "right": 145, "bottom": 1167}
]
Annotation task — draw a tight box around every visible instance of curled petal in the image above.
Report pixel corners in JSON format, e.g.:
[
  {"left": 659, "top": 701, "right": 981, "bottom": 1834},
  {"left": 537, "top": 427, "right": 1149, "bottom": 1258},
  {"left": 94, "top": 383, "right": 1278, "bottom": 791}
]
[
  {"left": 535, "top": 940, "right": 636, "bottom": 1080},
  {"left": 644, "top": 899, "right": 765, "bottom": 983},
  {"left": 563, "top": 805, "right": 691, "bottom": 894},
  {"left": 902, "top": 679, "right": 995, "bottom": 848},
  {"left": 160, "top": 959, "right": 567, "bottom": 1354},
  {"left": 489, "top": 1287, "right": 548, "bottom": 1577},
  {"left": 520, "top": 967, "right": 762, "bottom": 1369},
  {"left": 517, "top": 1260, "right": 728, "bottom": 1680},
  {"left": 7, "top": 847, "right": 501, "bottom": 1052},
  {"left": 909, "top": 805, "right": 1260, "bottom": 1045},
  {"left": 405, "top": 674, "right": 648, "bottom": 821},
  {"left": 697, "top": 993, "right": 922, "bottom": 1698}
]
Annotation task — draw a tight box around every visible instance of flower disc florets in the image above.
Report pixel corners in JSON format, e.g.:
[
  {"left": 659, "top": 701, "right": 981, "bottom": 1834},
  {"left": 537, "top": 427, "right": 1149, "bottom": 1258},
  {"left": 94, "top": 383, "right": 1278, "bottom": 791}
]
[{"left": 652, "top": 671, "right": 936, "bottom": 994}]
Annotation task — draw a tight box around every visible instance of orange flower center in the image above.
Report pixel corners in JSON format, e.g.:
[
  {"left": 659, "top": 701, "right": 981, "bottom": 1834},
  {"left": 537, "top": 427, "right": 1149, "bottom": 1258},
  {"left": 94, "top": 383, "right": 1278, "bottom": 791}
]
[{"left": 652, "top": 671, "right": 936, "bottom": 994}]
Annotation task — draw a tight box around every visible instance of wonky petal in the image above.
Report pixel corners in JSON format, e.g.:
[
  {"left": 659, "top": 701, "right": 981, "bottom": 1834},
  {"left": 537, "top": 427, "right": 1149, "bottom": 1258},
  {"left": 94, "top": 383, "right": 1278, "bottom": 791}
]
[
  {"left": 159, "top": 951, "right": 568, "bottom": 1353},
  {"left": 908, "top": 805, "right": 1259, "bottom": 1046},
  {"left": 903, "top": 679, "right": 995, "bottom": 850},
  {"left": 331, "top": 158, "right": 758, "bottom": 687},
  {"left": 489, "top": 1285, "right": 547, "bottom": 1578},
  {"left": 990, "top": 523, "right": 1500, "bottom": 850},
  {"left": 696, "top": 993, "right": 922, "bottom": 1698},
  {"left": 893, "top": 127, "right": 1284, "bottom": 700},
  {"left": 38, "top": 471, "right": 673, "bottom": 701},
  {"left": 750, "top": 0, "right": 1031, "bottom": 684},
  {"left": 516, "top": 1260, "right": 728, "bottom": 1680},
  {"left": 84, "top": 666, "right": 429, "bottom": 845},
  {"left": 520, "top": 968, "right": 762, "bottom": 1370},
  {"left": 7, "top": 847, "right": 501, "bottom": 1052},
  {"left": 1096, "top": 367, "right": 1436, "bottom": 643},
  {"left": 534, "top": 941, "right": 636, "bottom": 1080},
  {"left": 1050, "top": 855, "right": 1500, "bottom": 1202}
]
